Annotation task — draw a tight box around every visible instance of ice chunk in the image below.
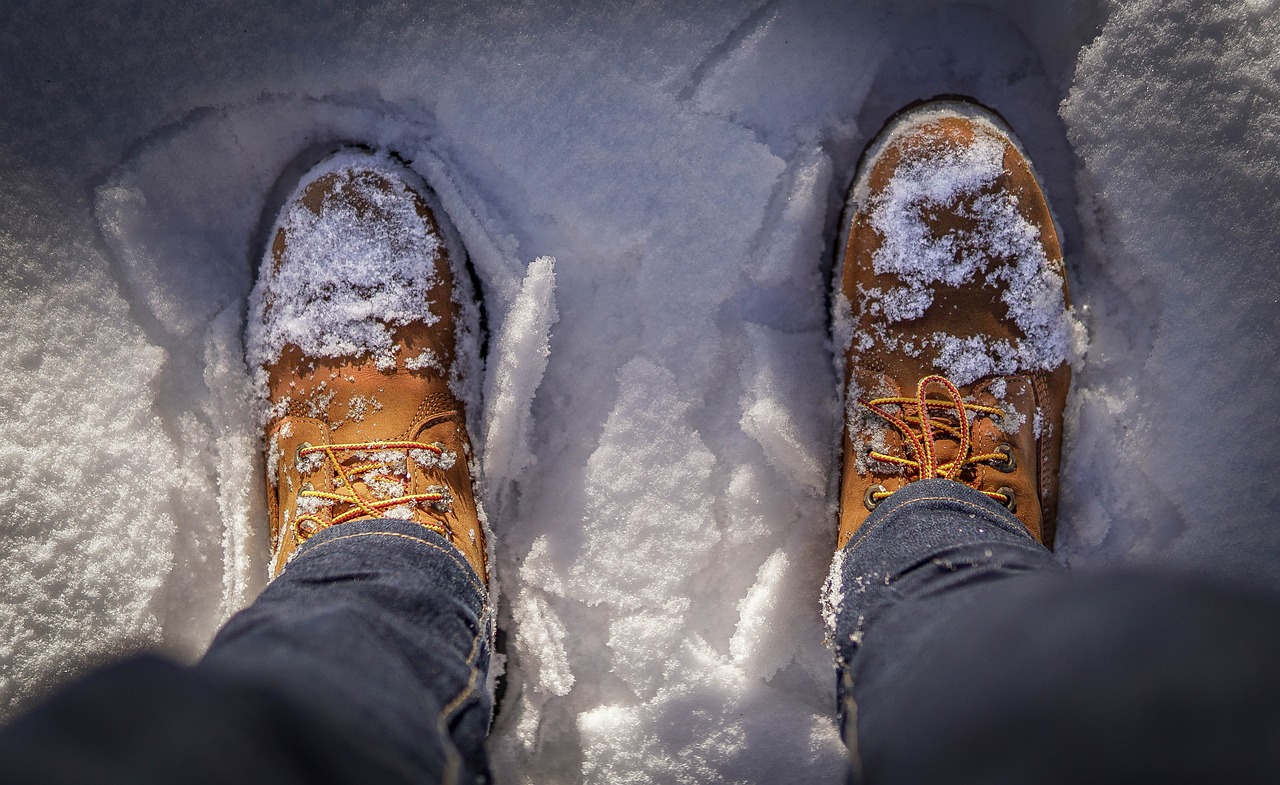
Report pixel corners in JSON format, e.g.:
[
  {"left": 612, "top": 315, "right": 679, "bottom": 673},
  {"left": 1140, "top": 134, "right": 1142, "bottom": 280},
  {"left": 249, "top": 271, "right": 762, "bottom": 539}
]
[
  {"left": 730, "top": 550, "right": 790, "bottom": 672},
  {"left": 514, "top": 587, "right": 575, "bottom": 697},
  {"left": 482, "top": 256, "right": 558, "bottom": 492},
  {"left": 739, "top": 324, "right": 834, "bottom": 496}
]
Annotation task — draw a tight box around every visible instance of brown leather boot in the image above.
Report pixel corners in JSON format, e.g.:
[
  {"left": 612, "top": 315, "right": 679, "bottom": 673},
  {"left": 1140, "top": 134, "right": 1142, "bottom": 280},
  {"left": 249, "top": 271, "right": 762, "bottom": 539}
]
[
  {"left": 247, "top": 151, "right": 488, "bottom": 581},
  {"left": 836, "top": 100, "right": 1073, "bottom": 550}
]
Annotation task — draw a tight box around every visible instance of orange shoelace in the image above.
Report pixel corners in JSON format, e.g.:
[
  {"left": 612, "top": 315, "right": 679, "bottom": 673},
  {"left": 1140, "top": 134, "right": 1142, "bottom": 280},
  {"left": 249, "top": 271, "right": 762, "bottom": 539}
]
[
  {"left": 294, "top": 440, "right": 453, "bottom": 540},
  {"left": 859, "top": 374, "right": 1012, "bottom": 507}
]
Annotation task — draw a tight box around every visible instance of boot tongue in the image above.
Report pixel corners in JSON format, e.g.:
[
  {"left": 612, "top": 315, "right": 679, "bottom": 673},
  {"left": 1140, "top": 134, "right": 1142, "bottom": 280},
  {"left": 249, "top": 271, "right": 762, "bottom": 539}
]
[{"left": 916, "top": 410, "right": 967, "bottom": 478}]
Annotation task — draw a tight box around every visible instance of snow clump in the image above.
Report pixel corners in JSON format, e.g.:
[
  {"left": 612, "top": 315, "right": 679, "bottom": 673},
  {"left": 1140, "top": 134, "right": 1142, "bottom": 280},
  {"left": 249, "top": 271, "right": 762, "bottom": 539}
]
[
  {"left": 855, "top": 110, "right": 1077, "bottom": 386},
  {"left": 245, "top": 153, "right": 444, "bottom": 390}
]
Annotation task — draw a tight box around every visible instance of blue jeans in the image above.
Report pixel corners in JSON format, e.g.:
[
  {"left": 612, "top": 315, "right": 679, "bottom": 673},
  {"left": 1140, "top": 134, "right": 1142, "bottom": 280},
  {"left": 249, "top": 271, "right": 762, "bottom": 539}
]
[
  {"left": 5, "top": 484, "right": 1280, "bottom": 784},
  {"left": 833, "top": 478, "right": 1280, "bottom": 784},
  {"left": 0, "top": 519, "right": 493, "bottom": 785}
]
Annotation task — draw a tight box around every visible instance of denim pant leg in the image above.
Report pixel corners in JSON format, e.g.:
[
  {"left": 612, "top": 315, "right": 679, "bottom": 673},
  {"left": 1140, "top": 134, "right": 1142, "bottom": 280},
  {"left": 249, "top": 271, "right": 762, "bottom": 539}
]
[
  {"left": 202, "top": 518, "right": 494, "bottom": 783},
  {"left": 0, "top": 518, "right": 493, "bottom": 785},
  {"left": 832, "top": 478, "right": 1280, "bottom": 785}
]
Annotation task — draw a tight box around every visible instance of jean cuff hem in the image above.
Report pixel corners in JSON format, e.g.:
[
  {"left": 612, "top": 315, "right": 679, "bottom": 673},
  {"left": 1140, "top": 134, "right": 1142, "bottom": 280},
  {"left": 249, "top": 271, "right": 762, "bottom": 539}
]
[
  {"left": 845, "top": 478, "right": 1035, "bottom": 556},
  {"left": 294, "top": 518, "right": 488, "bottom": 602}
]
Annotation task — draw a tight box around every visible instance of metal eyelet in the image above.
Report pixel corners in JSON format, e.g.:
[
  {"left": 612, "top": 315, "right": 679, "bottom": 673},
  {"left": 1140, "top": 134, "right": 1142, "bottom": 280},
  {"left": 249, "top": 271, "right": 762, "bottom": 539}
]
[
  {"left": 297, "top": 519, "right": 320, "bottom": 538},
  {"left": 993, "top": 444, "right": 1017, "bottom": 473},
  {"left": 295, "top": 441, "right": 313, "bottom": 472},
  {"left": 425, "top": 484, "right": 454, "bottom": 513},
  {"left": 864, "top": 483, "right": 888, "bottom": 511},
  {"left": 997, "top": 486, "right": 1017, "bottom": 513},
  {"left": 300, "top": 482, "right": 314, "bottom": 493}
]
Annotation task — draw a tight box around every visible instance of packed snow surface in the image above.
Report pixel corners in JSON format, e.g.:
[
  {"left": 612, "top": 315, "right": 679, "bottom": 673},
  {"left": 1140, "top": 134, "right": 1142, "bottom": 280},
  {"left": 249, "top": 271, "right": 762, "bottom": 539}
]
[{"left": 2, "top": 1, "right": 1280, "bottom": 783}]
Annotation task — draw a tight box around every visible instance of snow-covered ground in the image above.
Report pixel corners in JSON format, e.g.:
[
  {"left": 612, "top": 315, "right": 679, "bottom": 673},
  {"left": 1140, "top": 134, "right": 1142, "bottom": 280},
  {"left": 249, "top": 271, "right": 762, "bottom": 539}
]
[{"left": 2, "top": 1, "right": 1278, "bottom": 782}]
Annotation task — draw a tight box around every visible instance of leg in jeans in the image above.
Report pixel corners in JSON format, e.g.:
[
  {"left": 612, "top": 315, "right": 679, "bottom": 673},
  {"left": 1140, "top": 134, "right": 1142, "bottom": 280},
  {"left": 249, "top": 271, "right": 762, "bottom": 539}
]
[
  {"left": 204, "top": 518, "right": 493, "bottom": 783},
  {"left": 832, "top": 478, "right": 1280, "bottom": 785},
  {"left": 0, "top": 519, "right": 492, "bottom": 785}
]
